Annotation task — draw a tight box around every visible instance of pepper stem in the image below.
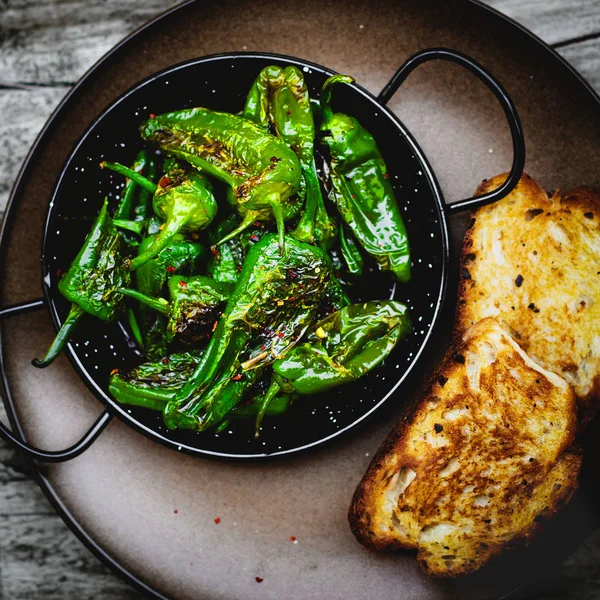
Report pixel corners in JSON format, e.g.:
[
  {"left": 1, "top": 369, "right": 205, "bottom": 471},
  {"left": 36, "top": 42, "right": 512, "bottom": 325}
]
[
  {"left": 255, "top": 380, "right": 281, "bottom": 438},
  {"left": 127, "top": 308, "right": 144, "bottom": 350},
  {"left": 291, "top": 166, "right": 318, "bottom": 244},
  {"left": 117, "top": 288, "right": 171, "bottom": 315},
  {"left": 113, "top": 218, "right": 145, "bottom": 236},
  {"left": 215, "top": 211, "right": 256, "bottom": 246},
  {"left": 128, "top": 210, "right": 189, "bottom": 270},
  {"left": 100, "top": 161, "right": 158, "bottom": 194},
  {"left": 319, "top": 74, "right": 355, "bottom": 127},
  {"left": 31, "top": 304, "right": 84, "bottom": 368}
]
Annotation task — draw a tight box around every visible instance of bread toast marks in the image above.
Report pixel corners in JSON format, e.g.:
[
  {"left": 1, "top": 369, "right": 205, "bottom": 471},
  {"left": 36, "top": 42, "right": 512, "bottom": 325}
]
[
  {"left": 349, "top": 318, "right": 580, "bottom": 577},
  {"left": 456, "top": 173, "right": 600, "bottom": 421}
]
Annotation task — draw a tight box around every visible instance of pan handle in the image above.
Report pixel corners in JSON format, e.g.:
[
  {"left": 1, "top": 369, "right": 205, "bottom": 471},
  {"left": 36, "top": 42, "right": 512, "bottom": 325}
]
[
  {"left": 378, "top": 48, "right": 525, "bottom": 214},
  {"left": 0, "top": 298, "right": 113, "bottom": 463}
]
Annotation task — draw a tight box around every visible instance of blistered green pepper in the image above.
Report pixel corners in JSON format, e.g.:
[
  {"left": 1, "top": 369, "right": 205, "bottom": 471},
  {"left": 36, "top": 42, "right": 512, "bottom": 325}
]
[
  {"left": 163, "top": 234, "right": 330, "bottom": 431},
  {"left": 140, "top": 108, "right": 302, "bottom": 248},
  {"left": 120, "top": 275, "right": 232, "bottom": 347},
  {"left": 32, "top": 200, "right": 130, "bottom": 367},
  {"left": 272, "top": 300, "right": 410, "bottom": 393},
  {"left": 206, "top": 215, "right": 245, "bottom": 284},
  {"left": 101, "top": 160, "right": 217, "bottom": 270},
  {"left": 320, "top": 75, "right": 411, "bottom": 282},
  {"left": 109, "top": 350, "right": 289, "bottom": 423},
  {"left": 114, "top": 150, "right": 156, "bottom": 221},
  {"left": 109, "top": 351, "right": 202, "bottom": 411},
  {"left": 244, "top": 65, "right": 336, "bottom": 251},
  {"left": 135, "top": 235, "right": 204, "bottom": 358}
]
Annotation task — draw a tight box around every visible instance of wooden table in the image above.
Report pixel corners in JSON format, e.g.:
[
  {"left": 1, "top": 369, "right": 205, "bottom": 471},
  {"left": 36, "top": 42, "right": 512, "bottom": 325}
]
[{"left": 0, "top": 1, "right": 599, "bottom": 598}]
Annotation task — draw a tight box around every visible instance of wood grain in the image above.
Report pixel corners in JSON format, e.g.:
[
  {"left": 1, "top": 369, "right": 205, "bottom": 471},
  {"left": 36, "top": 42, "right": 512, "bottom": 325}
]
[{"left": 0, "top": 1, "right": 599, "bottom": 599}]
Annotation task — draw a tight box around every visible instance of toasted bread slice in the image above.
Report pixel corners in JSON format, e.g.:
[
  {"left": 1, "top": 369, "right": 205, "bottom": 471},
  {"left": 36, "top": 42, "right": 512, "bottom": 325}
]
[
  {"left": 349, "top": 318, "right": 581, "bottom": 578},
  {"left": 456, "top": 173, "right": 600, "bottom": 422}
]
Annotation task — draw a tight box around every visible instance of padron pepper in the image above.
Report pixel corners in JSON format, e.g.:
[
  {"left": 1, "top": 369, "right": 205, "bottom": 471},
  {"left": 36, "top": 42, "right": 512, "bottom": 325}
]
[
  {"left": 33, "top": 200, "right": 130, "bottom": 367},
  {"left": 243, "top": 65, "right": 336, "bottom": 251},
  {"left": 109, "top": 350, "right": 202, "bottom": 411},
  {"left": 252, "top": 300, "right": 411, "bottom": 433},
  {"left": 101, "top": 159, "right": 217, "bottom": 269},
  {"left": 134, "top": 234, "right": 204, "bottom": 358},
  {"left": 114, "top": 149, "right": 157, "bottom": 222},
  {"left": 140, "top": 108, "right": 302, "bottom": 249},
  {"left": 120, "top": 275, "right": 232, "bottom": 347},
  {"left": 109, "top": 348, "right": 289, "bottom": 423},
  {"left": 319, "top": 75, "right": 411, "bottom": 282},
  {"left": 163, "top": 233, "right": 330, "bottom": 431}
]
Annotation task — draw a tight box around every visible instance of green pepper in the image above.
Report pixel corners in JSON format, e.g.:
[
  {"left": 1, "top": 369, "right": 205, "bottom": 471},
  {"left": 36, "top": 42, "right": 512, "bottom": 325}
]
[
  {"left": 120, "top": 275, "right": 232, "bottom": 347},
  {"left": 32, "top": 200, "right": 130, "bottom": 367},
  {"left": 319, "top": 75, "right": 411, "bottom": 282},
  {"left": 163, "top": 233, "right": 330, "bottom": 431},
  {"left": 243, "top": 65, "right": 336, "bottom": 251},
  {"left": 101, "top": 160, "right": 217, "bottom": 270},
  {"left": 109, "top": 350, "right": 202, "bottom": 411},
  {"left": 271, "top": 300, "right": 410, "bottom": 395},
  {"left": 114, "top": 150, "right": 156, "bottom": 221},
  {"left": 135, "top": 235, "right": 204, "bottom": 358},
  {"left": 206, "top": 215, "right": 246, "bottom": 284},
  {"left": 140, "top": 108, "right": 302, "bottom": 248}
]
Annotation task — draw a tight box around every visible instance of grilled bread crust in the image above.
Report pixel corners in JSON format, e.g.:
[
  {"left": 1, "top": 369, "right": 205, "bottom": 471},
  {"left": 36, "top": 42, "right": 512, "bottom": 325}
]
[
  {"left": 456, "top": 173, "right": 600, "bottom": 422},
  {"left": 348, "top": 318, "right": 581, "bottom": 578}
]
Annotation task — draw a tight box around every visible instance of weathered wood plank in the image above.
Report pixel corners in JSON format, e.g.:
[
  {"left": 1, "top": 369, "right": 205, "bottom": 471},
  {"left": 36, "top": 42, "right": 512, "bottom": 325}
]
[
  {"left": 486, "top": 0, "right": 600, "bottom": 45},
  {"left": 0, "top": 514, "right": 142, "bottom": 599},
  {"left": 559, "top": 37, "right": 600, "bottom": 93},
  {"left": 1, "top": 0, "right": 599, "bottom": 86},
  {"left": 0, "top": 86, "right": 69, "bottom": 213},
  {"left": 0, "top": 0, "right": 182, "bottom": 85},
  {"left": 0, "top": 444, "right": 55, "bottom": 516}
]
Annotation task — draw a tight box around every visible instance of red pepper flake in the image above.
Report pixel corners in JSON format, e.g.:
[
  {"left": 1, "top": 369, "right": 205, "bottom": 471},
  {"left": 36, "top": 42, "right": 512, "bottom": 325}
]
[
  {"left": 277, "top": 332, "right": 284, "bottom": 339},
  {"left": 231, "top": 373, "right": 243, "bottom": 382},
  {"left": 261, "top": 345, "right": 266, "bottom": 350},
  {"left": 210, "top": 245, "right": 219, "bottom": 256},
  {"left": 179, "top": 280, "right": 188, "bottom": 288},
  {"left": 212, "top": 321, "right": 218, "bottom": 332},
  {"left": 250, "top": 234, "right": 260, "bottom": 243},
  {"left": 253, "top": 221, "right": 264, "bottom": 227},
  {"left": 166, "top": 266, "right": 176, "bottom": 274},
  {"left": 237, "top": 265, "right": 243, "bottom": 272},
  {"left": 161, "top": 357, "right": 169, "bottom": 365},
  {"left": 159, "top": 176, "right": 173, "bottom": 188},
  {"left": 110, "top": 368, "right": 119, "bottom": 376},
  {"left": 56, "top": 269, "right": 64, "bottom": 277},
  {"left": 287, "top": 268, "right": 299, "bottom": 280},
  {"left": 149, "top": 113, "right": 156, "bottom": 118},
  {"left": 289, "top": 536, "right": 297, "bottom": 542},
  {"left": 288, "top": 296, "right": 295, "bottom": 301},
  {"left": 384, "top": 172, "right": 389, "bottom": 179},
  {"left": 255, "top": 577, "right": 263, "bottom": 583},
  {"left": 214, "top": 517, "right": 221, "bottom": 524}
]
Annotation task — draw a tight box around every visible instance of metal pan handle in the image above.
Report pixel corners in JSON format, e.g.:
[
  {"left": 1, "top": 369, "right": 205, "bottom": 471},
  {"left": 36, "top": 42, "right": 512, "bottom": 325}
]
[
  {"left": 0, "top": 299, "right": 113, "bottom": 463},
  {"left": 378, "top": 48, "right": 525, "bottom": 214}
]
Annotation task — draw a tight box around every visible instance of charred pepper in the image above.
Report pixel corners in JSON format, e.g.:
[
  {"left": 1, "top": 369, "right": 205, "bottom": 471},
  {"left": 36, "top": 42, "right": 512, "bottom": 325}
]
[
  {"left": 32, "top": 200, "right": 130, "bottom": 367},
  {"left": 319, "top": 75, "right": 411, "bottom": 282},
  {"left": 163, "top": 233, "right": 330, "bottom": 431},
  {"left": 101, "top": 159, "right": 217, "bottom": 269},
  {"left": 140, "top": 108, "right": 301, "bottom": 248}
]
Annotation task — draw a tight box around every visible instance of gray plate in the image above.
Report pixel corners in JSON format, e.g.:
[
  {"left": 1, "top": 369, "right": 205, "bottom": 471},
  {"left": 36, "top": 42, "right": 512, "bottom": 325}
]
[{"left": 1, "top": 1, "right": 600, "bottom": 599}]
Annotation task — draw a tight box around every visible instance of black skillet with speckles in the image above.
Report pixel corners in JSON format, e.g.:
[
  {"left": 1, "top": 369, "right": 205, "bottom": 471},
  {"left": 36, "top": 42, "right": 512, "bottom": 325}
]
[{"left": 41, "top": 53, "right": 447, "bottom": 458}]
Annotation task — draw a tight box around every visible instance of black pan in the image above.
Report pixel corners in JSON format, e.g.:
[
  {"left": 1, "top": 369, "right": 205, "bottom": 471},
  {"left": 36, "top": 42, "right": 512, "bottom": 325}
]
[{"left": 0, "top": 49, "right": 523, "bottom": 460}]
